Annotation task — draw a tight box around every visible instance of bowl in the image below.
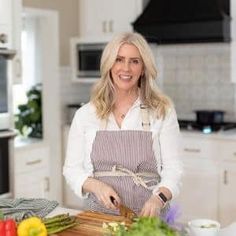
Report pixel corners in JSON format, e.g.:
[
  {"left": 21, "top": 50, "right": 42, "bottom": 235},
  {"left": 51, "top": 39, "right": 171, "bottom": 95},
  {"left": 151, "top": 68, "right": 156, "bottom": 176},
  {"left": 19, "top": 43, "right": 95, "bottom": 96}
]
[{"left": 188, "top": 218, "right": 220, "bottom": 236}]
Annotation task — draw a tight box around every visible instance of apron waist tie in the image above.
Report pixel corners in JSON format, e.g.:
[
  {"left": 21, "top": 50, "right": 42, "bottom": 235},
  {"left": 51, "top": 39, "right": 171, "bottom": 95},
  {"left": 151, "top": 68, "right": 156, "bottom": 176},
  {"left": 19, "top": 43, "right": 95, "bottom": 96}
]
[{"left": 93, "top": 165, "right": 160, "bottom": 189}]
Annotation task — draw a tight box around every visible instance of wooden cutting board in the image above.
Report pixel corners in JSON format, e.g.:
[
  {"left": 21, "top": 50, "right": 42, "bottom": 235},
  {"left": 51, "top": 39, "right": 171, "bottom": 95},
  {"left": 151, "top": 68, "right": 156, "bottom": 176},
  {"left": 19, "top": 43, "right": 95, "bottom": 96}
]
[{"left": 54, "top": 211, "right": 132, "bottom": 236}]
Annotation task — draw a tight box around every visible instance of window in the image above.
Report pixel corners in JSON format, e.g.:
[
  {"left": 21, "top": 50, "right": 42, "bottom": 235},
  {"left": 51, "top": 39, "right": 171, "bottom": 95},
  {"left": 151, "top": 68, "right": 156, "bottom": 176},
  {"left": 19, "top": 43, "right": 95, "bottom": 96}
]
[{"left": 13, "top": 15, "right": 42, "bottom": 114}]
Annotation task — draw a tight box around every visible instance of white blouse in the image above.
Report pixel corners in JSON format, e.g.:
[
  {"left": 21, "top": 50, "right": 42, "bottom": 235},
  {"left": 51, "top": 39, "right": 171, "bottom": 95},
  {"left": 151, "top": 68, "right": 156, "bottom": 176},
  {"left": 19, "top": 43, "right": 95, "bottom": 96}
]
[{"left": 63, "top": 98, "right": 183, "bottom": 200}]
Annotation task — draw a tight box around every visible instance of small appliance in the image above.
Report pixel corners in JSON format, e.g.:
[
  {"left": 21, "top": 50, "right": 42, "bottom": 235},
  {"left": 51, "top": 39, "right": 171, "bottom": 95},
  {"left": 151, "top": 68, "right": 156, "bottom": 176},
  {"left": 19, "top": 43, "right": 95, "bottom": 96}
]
[{"left": 70, "top": 38, "right": 107, "bottom": 82}]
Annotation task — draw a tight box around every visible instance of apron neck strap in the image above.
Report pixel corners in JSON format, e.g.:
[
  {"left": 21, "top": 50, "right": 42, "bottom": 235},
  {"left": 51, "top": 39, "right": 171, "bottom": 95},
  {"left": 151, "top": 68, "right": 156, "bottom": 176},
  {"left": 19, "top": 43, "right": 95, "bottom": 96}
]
[
  {"left": 140, "top": 104, "right": 150, "bottom": 131},
  {"left": 99, "top": 118, "right": 107, "bottom": 130}
]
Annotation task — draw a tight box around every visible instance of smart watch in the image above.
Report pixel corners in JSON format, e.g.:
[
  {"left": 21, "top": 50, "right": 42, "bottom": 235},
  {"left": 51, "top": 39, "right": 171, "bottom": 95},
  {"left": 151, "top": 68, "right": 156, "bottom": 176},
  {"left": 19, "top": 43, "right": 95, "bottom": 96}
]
[{"left": 154, "top": 190, "right": 168, "bottom": 206}]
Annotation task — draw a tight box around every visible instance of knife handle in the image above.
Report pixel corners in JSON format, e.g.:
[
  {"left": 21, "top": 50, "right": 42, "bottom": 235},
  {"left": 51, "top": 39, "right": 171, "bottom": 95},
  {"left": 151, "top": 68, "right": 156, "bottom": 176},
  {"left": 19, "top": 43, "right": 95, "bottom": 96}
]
[{"left": 110, "top": 196, "right": 118, "bottom": 206}]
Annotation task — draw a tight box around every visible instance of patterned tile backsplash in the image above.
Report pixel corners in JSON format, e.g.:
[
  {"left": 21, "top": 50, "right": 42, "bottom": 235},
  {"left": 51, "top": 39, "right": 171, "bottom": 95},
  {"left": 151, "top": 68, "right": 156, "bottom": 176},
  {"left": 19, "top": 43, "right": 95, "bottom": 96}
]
[
  {"left": 60, "top": 42, "right": 236, "bottom": 123},
  {"left": 154, "top": 43, "right": 236, "bottom": 121}
]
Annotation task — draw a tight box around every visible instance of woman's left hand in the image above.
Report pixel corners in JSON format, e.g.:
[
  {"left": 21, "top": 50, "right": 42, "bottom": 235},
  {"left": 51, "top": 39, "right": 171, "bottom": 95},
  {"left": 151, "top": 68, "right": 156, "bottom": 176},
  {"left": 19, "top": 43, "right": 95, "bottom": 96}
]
[{"left": 139, "top": 195, "right": 163, "bottom": 217}]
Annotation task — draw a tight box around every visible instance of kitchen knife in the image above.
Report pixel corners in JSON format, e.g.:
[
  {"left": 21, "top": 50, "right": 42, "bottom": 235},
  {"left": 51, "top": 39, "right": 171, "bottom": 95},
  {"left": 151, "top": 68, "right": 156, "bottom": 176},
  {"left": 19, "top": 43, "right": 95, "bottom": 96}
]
[{"left": 110, "top": 196, "right": 136, "bottom": 220}]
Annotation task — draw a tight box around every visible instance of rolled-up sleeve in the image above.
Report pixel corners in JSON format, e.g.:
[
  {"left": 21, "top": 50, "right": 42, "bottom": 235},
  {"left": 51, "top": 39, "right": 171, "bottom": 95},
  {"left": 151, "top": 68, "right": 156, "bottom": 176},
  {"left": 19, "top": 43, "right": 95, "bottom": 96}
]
[
  {"left": 153, "top": 107, "right": 183, "bottom": 199},
  {"left": 63, "top": 108, "right": 93, "bottom": 198}
]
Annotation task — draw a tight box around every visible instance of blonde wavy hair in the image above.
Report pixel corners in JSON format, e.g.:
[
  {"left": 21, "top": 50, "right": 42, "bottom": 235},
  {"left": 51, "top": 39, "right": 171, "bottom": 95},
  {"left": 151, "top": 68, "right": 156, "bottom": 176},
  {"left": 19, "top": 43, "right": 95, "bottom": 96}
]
[{"left": 90, "top": 32, "right": 172, "bottom": 120}]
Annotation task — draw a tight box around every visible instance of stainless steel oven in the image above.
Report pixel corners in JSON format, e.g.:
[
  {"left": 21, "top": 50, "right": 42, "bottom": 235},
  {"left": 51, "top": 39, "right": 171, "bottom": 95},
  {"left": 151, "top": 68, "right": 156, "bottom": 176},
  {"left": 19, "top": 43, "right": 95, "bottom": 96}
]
[
  {"left": 0, "top": 41, "right": 16, "bottom": 197},
  {"left": 0, "top": 132, "right": 15, "bottom": 198},
  {"left": 0, "top": 48, "right": 16, "bottom": 131}
]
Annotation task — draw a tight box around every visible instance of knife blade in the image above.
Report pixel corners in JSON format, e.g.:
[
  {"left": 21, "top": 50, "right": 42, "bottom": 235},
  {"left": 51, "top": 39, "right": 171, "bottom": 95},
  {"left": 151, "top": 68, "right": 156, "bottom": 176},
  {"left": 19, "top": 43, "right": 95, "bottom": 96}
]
[{"left": 110, "top": 196, "right": 136, "bottom": 220}]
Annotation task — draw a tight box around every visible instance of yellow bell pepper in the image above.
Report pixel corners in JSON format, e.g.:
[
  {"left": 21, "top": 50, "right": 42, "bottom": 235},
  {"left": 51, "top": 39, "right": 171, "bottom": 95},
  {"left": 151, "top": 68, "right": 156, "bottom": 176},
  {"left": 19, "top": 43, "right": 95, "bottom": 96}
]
[{"left": 17, "top": 217, "right": 47, "bottom": 236}]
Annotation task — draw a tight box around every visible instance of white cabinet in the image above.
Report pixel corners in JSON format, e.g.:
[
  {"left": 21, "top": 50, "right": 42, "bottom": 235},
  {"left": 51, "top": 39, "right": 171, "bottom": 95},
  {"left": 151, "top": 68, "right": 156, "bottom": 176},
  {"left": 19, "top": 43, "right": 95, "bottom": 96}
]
[
  {"left": 78, "top": 0, "right": 142, "bottom": 38},
  {"left": 14, "top": 141, "right": 51, "bottom": 199},
  {"left": 62, "top": 126, "right": 85, "bottom": 209},
  {"left": 0, "top": 0, "right": 12, "bottom": 48},
  {"left": 218, "top": 141, "right": 236, "bottom": 226},
  {"left": 0, "top": 0, "right": 12, "bottom": 26},
  {"left": 176, "top": 135, "right": 219, "bottom": 223}
]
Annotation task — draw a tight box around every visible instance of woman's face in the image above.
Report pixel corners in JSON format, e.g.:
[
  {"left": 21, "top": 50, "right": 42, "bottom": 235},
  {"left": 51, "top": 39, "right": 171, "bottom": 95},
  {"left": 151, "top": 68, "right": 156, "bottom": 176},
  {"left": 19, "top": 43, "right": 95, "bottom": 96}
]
[{"left": 111, "top": 43, "right": 144, "bottom": 93}]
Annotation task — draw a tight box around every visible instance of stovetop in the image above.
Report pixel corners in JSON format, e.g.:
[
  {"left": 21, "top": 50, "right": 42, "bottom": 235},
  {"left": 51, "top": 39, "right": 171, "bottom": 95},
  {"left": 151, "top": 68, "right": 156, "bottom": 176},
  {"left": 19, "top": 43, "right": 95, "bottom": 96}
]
[{"left": 178, "top": 120, "right": 236, "bottom": 134}]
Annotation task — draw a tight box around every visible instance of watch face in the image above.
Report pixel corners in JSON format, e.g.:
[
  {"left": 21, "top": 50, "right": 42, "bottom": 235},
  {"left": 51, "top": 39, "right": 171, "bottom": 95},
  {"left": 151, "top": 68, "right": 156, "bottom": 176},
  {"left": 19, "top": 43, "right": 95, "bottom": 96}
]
[{"left": 159, "top": 192, "right": 168, "bottom": 203}]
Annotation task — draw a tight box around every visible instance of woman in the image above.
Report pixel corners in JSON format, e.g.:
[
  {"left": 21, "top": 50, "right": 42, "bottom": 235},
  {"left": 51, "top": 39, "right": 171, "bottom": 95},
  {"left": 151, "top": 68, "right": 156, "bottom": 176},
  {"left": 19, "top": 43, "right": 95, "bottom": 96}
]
[{"left": 63, "top": 32, "right": 182, "bottom": 217}]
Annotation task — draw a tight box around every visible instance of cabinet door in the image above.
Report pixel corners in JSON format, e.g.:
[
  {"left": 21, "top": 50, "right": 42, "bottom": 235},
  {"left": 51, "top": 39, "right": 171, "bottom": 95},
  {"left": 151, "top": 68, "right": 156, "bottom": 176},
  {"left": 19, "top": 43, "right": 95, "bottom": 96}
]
[
  {"left": 0, "top": 0, "right": 12, "bottom": 48},
  {"left": 176, "top": 156, "right": 219, "bottom": 223},
  {"left": 0, "top": 0, "right": 12, "bottom": 26},
  {"left": 15, "top": 169, "right": 50, "bottom": 198},
  {"left": 176, "top": 135, "right": 220, "bottom": 223},
  {"left": 78, "top": 0, "right": 142, "bottom": 38},
  {"left": 219, "top": 161, "right": 236, "bottom": 227},
  {"left": 113, "top": 0, "right": 142, "bottom": 33},
  {"left": 14, "top": 143, "right": 50, "bottom": 198},
  {"left": 78, "top": 0, "right": 107, "bottom": 38},
  {"left": 218, "top": 141, "right": 236, "bottom": 226}
]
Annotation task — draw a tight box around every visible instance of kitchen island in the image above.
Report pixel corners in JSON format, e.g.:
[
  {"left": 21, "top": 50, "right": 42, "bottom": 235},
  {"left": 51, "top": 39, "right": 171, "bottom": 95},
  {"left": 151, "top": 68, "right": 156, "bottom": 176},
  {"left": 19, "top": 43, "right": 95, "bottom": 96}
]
[
  {"left": 47, "top": 207, "right": 134, "bottom": 236},
  {"left": 48, "top": 206, "right": 236, "bottom": 236}
]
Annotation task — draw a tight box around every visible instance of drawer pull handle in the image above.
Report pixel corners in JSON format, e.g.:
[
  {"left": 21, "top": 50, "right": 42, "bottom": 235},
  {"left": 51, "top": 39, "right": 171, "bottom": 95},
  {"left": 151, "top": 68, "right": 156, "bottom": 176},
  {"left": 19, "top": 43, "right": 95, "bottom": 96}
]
[
  {"left": 184, "top": 148, "right": 200, "bottom": 153},
  {"left": 233, "top": 152, "right": 236, "bottom": 157},
  {"left": 224, "top": 170, "right": 228, "bottom": 185},
  {"left": 26, "top": 159, "right": 42, "bottom": 165},
  {"left": 44, "top": 177, "right": 50, "bottom": 192},
  {"left": 102, "top": 21, "right": 107, "bottom": 33}
]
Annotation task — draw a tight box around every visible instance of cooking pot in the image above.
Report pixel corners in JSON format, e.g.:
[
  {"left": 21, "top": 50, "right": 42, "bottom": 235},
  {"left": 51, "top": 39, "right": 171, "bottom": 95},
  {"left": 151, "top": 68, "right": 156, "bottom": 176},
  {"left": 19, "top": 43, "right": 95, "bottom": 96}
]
[{"left": 195, "top": 110, "right": 225, "bottom": 125}]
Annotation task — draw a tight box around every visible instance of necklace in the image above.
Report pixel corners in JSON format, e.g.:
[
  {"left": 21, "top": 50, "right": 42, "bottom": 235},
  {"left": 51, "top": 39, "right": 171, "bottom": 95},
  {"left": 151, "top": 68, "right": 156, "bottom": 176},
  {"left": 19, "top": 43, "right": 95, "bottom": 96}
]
[{"left": 120, "top": 113, "right": 126, "bottom": 119}]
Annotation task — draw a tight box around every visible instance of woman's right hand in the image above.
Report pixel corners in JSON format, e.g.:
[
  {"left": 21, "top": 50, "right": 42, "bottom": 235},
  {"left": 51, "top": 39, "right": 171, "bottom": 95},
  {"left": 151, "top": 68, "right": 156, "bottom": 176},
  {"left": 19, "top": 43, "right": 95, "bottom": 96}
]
[{"left": 83, "top": 177, "right": 121, "bottom": 210}]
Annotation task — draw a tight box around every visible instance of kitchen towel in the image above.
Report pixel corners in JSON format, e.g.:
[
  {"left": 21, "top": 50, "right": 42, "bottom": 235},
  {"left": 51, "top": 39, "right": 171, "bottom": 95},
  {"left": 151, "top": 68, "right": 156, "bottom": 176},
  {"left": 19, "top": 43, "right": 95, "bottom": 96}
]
[{"left": 0, "top": 198, "right": 58, "bottom": 221}]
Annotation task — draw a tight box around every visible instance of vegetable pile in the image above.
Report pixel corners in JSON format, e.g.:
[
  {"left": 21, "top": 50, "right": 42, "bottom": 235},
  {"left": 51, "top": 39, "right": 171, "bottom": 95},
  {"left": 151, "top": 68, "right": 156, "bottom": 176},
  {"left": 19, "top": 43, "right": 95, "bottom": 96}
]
[
  {"left": 0, "top": 209, "right": 78, "bottom": 236},
  {"left": 103, "top": 217, "right": 180, "bottom": 236}
]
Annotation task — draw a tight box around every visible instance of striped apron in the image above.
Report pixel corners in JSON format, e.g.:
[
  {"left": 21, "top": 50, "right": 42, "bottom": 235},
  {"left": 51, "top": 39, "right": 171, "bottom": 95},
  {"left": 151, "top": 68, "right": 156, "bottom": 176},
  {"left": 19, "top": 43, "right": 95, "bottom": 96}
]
[{"left": 85, "top": 105, "right": 162, "bottom": 215}]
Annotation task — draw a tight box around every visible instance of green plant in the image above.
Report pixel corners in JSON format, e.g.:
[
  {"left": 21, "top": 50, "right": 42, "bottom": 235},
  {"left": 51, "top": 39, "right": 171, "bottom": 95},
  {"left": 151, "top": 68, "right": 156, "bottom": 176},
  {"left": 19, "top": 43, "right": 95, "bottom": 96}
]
[{"left": 15, "top": 84, "right": 43, "bottom": 138}]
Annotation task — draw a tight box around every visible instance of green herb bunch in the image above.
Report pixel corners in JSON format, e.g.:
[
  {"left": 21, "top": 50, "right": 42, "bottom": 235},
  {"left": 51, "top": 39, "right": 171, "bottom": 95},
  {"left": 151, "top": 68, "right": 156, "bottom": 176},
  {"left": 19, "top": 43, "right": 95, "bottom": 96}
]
[
  {"left": 114, "top": 217, "right": 180, "bottom": 236},
  {"left": 15, "top": 84, "right": 43, "bottom": 138}
]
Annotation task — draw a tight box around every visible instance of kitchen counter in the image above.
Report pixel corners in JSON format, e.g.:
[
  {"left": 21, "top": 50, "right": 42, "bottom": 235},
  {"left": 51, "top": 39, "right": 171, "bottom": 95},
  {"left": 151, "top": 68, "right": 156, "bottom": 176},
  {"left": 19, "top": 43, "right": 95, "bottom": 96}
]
[
  {"left": 14, "top": 136, "right": 46, "bottom": 149},
  {"left": 47, "top": 206, "right": 81, "bottom": 217},
  {"left": 64, "top": 123, "right": 236, "bottom": 141},
  {"left": 181, "top": 128, "right": 236, "bottom": 141},
  {"left": 48, "top": 206, "right": 236, "bottom": 235}
]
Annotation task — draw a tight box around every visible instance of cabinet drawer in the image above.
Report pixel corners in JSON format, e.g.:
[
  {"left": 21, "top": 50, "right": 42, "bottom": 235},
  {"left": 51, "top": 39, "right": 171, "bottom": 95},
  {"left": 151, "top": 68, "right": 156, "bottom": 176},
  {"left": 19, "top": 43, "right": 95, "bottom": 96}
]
[
  {"left": 15, "top": 169, "right": 49, "bottom": 198},
  {"left": 14, "top": 146, "right": 49, "bottom": 174},
  {"left": 180, "top": 136, "right": 219, "bottom": 159},
  {"left": 220, "top": 141, "right": 236, "bottom": 162}
]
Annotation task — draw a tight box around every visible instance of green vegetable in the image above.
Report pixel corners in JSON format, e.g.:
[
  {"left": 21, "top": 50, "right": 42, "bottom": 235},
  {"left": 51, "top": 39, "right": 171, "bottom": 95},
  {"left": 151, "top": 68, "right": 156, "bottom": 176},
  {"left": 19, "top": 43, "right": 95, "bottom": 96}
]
[
  {"left": 0, "top": 210, "right": 4, "bottom": 220},
  {"left": 43, "top": 214, "right": 79, "bottom": 235},
  {"left": 106, "top": 217, "right": 180, "bottom": 236}
]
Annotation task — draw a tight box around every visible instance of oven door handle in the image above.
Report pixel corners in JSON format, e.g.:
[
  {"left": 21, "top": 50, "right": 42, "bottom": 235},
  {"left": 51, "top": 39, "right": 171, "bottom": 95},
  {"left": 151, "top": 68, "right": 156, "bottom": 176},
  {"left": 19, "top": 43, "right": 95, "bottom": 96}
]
[{"left": 0, "top": 49, "right": 17, "bottom": 60}]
